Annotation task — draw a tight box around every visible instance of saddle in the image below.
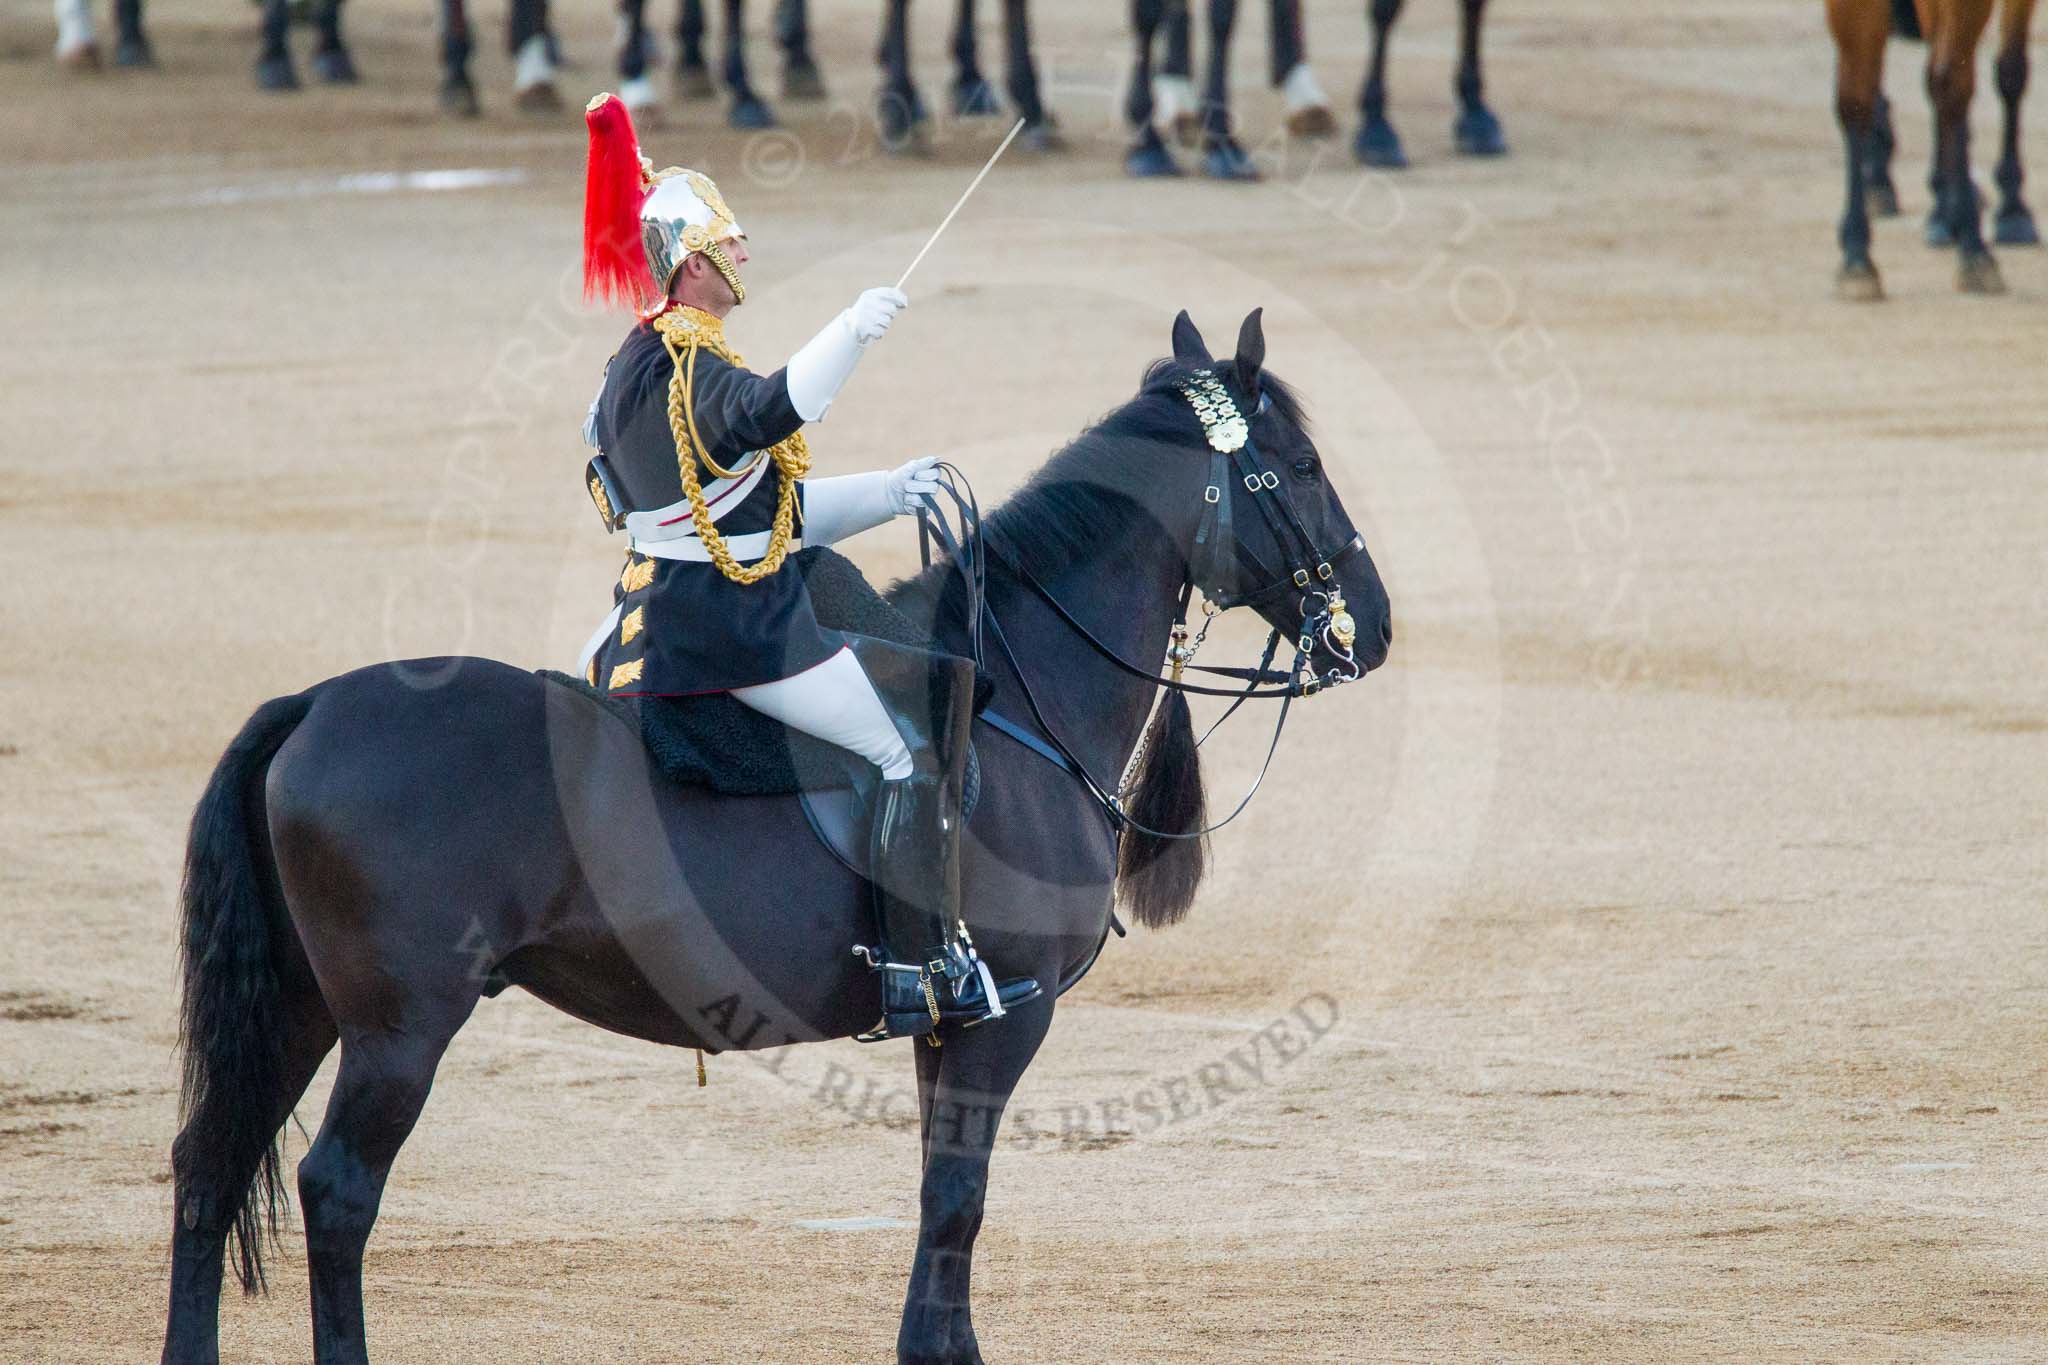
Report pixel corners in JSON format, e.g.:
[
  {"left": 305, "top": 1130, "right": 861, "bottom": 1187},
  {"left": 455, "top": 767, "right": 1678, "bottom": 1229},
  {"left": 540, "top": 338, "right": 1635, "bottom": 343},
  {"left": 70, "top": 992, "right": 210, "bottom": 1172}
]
[{"left": 538, "top": 547, "right": 983, "bottom": 875}]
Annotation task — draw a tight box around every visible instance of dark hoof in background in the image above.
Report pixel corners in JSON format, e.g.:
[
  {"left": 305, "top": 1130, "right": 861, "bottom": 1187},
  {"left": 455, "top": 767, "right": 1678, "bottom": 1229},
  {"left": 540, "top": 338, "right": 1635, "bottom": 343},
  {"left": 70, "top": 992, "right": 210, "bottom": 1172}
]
[
  {"left": 1353, "top": 117, "right": 1406, "bottom": 168},
  {"left": 255, "top": 55, "right": 299, "bottom": 91},
  {"left": 1836, "top": 261, "right": 1884, "bottom": 302},
  {"left": 1454, "top": 103, "right": 1507, "bottom": 157},
  {"left": 1924, "top": 212, "right": 1954, "bottom": 248},
  {"left": 952, "top": 76, "right": 1000, "bottom": 117},
  {"left": 440, "top": 78, "right": 480, "bottom": 117},
  {"left": 1202, "top": 140, "right": 1261, "bottom": 182},
  {"left": 114, "top": 35, "right": 154, "bottom": 67},
  {"left": 1994, "top": 204, "right": 2040, "bottom": 246},
  {"left": 782, "top": 57, "right": 825, "bottom": 100},
  {"left": 311, "top": 45, "right": 358, "bottom": 83},
  {"left": 728, "top": 94, "right": 775, "bottom": 128},
  {"left": 675, "top": 63, "right": 714, "bottom": 100},
  {"left": 1865, "top": 180, "right": 1901, "bottom": 218},
  {"left": 1958, "top": 251, "right": 2006, "bottom": 294},
  {"left": 877, "top": 90, "right": 928, "bottom": 156},
  {"left": 1285, "top": 104, "right": 1337, "bottom": 139},
  {"left": 1126, "top": 129, "right": 1181, "bottom": 178},
  {"left": 1020, "top": 116, "right": 1061, "bottom": 153},
  {"left": 516, "top": 82, "right": 563, "bottom": 114}
]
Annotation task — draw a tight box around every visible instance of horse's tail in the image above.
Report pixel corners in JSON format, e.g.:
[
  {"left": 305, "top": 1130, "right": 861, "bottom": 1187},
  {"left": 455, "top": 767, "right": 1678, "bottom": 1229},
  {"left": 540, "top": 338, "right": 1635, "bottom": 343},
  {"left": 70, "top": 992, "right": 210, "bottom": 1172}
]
[
  {"left": 1891, "top": 0, "right": 1923, "bottom": 41},
  {"left": 174, "top": 690, "right": 314, "bottom": 1296},
  {"left": 1114, "top": 691, "right": 1208, "bottom": 928}
]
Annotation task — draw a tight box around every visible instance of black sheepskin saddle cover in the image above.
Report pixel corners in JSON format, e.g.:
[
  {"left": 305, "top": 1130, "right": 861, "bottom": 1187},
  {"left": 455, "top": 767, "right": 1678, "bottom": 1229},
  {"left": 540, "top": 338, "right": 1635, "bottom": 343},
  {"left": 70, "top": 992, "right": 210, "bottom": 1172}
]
[{"left": 540, "top": 547, "right": 985, "bottom": 800}]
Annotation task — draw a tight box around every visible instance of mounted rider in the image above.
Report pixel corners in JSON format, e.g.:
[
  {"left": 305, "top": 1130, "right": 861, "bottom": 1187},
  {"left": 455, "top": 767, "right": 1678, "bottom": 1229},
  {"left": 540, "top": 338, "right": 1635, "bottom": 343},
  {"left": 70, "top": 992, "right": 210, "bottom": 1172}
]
[{"left": 574, "top": 94, "right": 1038, "bottom": 1041}]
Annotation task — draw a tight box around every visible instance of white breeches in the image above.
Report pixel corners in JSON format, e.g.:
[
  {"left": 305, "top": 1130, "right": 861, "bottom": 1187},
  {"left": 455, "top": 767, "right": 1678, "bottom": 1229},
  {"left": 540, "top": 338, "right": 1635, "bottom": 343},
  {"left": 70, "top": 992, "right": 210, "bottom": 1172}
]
[{"left": 731, "top": 647, "right": 914, "bottom": 780}]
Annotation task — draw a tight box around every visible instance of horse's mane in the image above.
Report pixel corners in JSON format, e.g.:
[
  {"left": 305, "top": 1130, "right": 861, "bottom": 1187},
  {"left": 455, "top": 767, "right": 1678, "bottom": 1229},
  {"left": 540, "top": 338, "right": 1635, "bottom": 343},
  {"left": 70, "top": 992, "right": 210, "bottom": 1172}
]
[{"left": 888, "top": 356, "right": 1310, "bottom": 932}]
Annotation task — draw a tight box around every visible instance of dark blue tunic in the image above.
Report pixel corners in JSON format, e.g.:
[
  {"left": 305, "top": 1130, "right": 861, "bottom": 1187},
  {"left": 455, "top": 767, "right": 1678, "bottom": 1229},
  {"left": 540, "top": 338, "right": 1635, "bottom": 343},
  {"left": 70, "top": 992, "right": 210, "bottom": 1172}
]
[{"left": 586, "top": 321, "right": 838, "bottom": 696}]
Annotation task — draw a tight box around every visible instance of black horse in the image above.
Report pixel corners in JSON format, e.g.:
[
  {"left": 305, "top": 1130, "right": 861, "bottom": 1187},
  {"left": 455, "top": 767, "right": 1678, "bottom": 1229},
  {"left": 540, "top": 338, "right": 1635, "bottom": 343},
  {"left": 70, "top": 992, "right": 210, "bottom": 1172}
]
[{"left": 158, "top": 309, "right": 1390, "bottom": 1365}]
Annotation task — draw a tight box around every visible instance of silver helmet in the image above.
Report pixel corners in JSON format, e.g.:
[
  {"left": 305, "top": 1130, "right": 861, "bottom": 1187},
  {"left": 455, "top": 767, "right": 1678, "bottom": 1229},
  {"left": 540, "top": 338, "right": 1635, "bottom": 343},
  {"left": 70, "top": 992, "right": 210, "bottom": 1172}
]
[{"left": 583, "top": 92, "right": 747, "bottom": 313}]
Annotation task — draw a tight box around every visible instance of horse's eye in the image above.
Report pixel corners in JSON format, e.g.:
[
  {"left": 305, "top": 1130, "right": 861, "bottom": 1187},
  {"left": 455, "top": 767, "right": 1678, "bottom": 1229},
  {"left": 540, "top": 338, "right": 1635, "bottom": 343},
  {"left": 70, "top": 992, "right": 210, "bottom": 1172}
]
[{"left": 1292, "top": 456, "right": 1321, "bottom": 481}]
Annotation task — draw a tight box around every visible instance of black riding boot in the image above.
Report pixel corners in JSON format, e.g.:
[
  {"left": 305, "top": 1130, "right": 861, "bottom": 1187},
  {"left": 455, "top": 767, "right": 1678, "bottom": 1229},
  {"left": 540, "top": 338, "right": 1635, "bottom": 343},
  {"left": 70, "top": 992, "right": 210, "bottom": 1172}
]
[{"left": 848, "top": 638, "right": 1041, "bottom": 1042}]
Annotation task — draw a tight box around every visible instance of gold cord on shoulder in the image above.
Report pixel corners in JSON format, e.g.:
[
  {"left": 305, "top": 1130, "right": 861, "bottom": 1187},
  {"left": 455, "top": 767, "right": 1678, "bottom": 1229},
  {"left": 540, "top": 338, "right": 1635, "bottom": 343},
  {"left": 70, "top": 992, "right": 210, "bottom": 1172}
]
[{"left": 652, "top": 306, "right": 811, "bottom": 586}]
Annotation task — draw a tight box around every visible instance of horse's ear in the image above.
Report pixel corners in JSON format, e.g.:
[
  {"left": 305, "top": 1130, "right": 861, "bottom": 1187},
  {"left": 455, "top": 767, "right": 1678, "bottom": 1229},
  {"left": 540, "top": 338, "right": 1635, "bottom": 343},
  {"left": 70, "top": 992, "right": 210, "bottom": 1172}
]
[
  {"left": 1233, "top": 308, "right": 1266, "bottom": 395},
  {"left": 1171, "top": 310, "right": 1212, "bottom": 363}
]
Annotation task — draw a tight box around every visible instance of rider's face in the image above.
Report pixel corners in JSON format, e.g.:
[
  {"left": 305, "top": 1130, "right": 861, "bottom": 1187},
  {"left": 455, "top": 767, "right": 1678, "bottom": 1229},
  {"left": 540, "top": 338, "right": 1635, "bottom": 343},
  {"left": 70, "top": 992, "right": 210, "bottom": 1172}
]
[{"left": 672, "top": 237, "right": 748, "bottom": 315}]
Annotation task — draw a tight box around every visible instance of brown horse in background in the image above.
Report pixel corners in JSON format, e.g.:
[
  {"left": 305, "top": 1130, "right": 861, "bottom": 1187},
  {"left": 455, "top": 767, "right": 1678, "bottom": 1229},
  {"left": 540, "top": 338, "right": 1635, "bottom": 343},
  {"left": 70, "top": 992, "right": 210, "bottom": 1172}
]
[{"left": 1830, "top": 0, "right": 2039, "bottom": 299}]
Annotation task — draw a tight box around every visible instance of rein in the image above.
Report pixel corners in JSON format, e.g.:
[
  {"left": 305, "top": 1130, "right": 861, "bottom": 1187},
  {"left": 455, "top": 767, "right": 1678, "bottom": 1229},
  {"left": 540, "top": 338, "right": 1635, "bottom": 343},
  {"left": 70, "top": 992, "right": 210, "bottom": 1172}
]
[{"left": 913, "top": 367, "right": 1365, "bottom": 842}]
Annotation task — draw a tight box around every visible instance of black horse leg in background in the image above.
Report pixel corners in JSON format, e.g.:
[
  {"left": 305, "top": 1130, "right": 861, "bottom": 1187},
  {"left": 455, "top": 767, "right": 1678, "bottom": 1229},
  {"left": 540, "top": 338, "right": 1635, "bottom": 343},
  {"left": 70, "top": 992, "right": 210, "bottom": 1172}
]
[
  {"left": 1200, "top": 0, "right": 1257, "bottom": 179},
  {"left": 1001, "top": 0, "right": 1053, "bottom": 140},
  {"left": 896, "top": 999, "right": 1055, "bottom": 1365},
  {"left": 877, "top": 0, "right": 929, "bottom": 153},
  {"left": 113, "top": 0, "right": 152, "bottom": 67},
  {"left": 1993, "top": 18, "right": 2040, "bottom": 244},
  {"left": 722, "top": 0, "right": 776, "bottom": 126},
  {"left": 1356, "top": 0, "right": 1406, "bottom": 166},
  {"left": 1127, "top": 0, "right": 1183, "bottom": 175},
  {"left": 777, "top": 0, "right": 826, "bottom": 98},
  {"left": 1454, "top": 0, "right": 1506, "bottom": 154},
  {"left": 255, "top": 0, "right": 298, "bottom": 90},
  {"left": 309, "top": 0, "right": 357, "bottom": 83},
  {"left": 1271, "top": 0, "right": 1302, "bottom": 86},
  {"left": 952, "top": 0, "right": 1002, "bottom": 115},
  {"left": 506, "top": 0, "right": 559, "bottom": 109},
  {"left": 677, "top": 0, "right": 714, "bottom": 97}
]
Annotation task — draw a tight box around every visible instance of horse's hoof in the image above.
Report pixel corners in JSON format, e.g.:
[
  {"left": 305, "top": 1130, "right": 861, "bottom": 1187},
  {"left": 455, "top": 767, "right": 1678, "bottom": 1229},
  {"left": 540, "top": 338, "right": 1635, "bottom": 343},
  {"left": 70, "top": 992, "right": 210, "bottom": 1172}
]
[
  {"left": 113, "top": 35, "right": 153, "bottom": 67},
  {"left": 878, "top": 90, "right": 928, "bottom": 155},
  {"left": 782, "top": 58, "right": 825, "bottom": 101},
  {"left": 1994, "top": 204, "right": 2039, "bottom": 246},
  {"left": 1126, "top": 130, "right": 1181, "bottom": 178},
  {"left": 728, "top": 94, "right": 775, "bottom": 129},
  {"left": 57, "top": 40, "right": 101, "bottom": 70},
  {"left": 311, "top": 46, "right": 357, "bottom": 84},
  {"left": 515, "top": 81, "right": 562, "bottom": 114},
  {"left": 440, "top": 79, "right": 480, "bottom": 118},
  {"left": 952, "top": 76, "right": 1000, "bottom": 117},
  {"left": 255, "top": 55, "right": 299, "bottom": 91},
  {"left": 1865, "top": 181, "right": 1900, "bottom": 218},
  {"left": 1454, "top": 103, "right": 1508, "bottom": 157},
  {"left": 1835, "top": 261, "right": 1884, "bottom": 302},
  {"left": 619, "top": 74, "right": 658, "bottom": 112},
  {"left": 1170, "top": 111, "right": 1201, "bottom": 149},
  {"left": 1202, "top": 141, "right": 1261, "bottom": 182},
  {"left": 675, "top": 63, "right": 714, "bottom": 100},
  {"left": 1958, "top": 252, "right": 2006, "bottom": 294},
  {"left": 1285, "top": 104, "right": 1337, "bottom": 140},
  {"left": 1021, "top": 120, "right": 1063, "bottom": 154},
  {"left": 1353, "top": 118, "right": 1407, "bottom": 169}
]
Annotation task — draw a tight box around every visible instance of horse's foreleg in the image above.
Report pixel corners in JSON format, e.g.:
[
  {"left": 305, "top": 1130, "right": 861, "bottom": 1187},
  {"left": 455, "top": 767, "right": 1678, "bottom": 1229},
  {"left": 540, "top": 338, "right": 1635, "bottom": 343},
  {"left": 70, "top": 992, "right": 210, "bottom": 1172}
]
[
  {"left": 310, "top": 0, "right": 357, "bottom": 84},
  {"left": 1926, "top": 5, "right": 2003, "bottom": 290},
  {"left": 255, "top": 0, "right": 297, "bottom": 90},
  {"left": 1356, "top": 0, "right": 1406, "bottom": 167},
  {"left": 1993, "top": 0, "right": 2039, "bottom": 243},
  {"left": 1866, "top": 90, "right": 1902, "bottom": 216},
  {"left": 1453, "top": 0, "right": 1505, "bottom": 155},
  {"left": 1829, "top": 0, "right": 1889, "bottom": 298},
  {"left": 508, "top": 0, "right": 559, "bottom": 110},
  {"left": 951, "top": 0, "right": 996, "bottom": 115},
  {"left": 777, "top": 0, "right": 824, "bottom": 98},
  {"left": 722, "top": 0, "right": 774, "bottom": 126},
  {"left": 1128, "top": 0, "right": 1183, "bottom": 175},
  {"left": 1272, "top": 0, "right": 1334, "bottom": 138},
  {"left": 878, "top": 0, "right": 928, "bottom": 155},
  {"left": 1200, "top": 0, "right": 1258, "bottom": 179},
  {"left": 1000, "top": 0, "right": 1052, "bottom": 138},
  {"left": 301, "top": 1029, "right": 466, "bottom": 1365},
  {"left": 438, "top": 0, "right": 478, "bottom": 115},
  {"left": 676, "top": 0, "right": 713, "bottom": 99},
  {"left": 897, "top": 1001, "right": 1053, "bottom": 1365},
  {"left": 1151, "top": 0, "right": 1199, "bottom": 147},
  {"left": 113, "top": 0, "right": 152, "bottom": 67},
  {"left": 618, "top": 0, "right": 657, "bottom": 110}
]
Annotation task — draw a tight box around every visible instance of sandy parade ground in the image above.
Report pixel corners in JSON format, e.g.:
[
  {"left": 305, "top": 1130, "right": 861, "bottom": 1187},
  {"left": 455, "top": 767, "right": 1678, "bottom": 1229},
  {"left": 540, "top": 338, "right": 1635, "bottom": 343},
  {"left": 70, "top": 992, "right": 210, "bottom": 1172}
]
[{"left": 2, "top": 0, "right": 2045, "bottom": 1359}]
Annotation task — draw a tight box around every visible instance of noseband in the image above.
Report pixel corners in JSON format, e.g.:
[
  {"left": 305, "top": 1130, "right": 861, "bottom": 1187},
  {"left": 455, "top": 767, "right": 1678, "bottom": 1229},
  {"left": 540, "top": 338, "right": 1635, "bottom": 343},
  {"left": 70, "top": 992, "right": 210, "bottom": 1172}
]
[{"left": 914, "top": 368, "right": 1369, "bottom": 842}]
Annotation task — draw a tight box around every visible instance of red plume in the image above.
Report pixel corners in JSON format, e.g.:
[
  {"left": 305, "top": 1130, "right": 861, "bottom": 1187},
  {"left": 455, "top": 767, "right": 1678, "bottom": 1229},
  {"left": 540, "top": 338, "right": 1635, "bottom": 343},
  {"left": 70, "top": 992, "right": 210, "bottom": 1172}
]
[{"left": 583, "top": 94, "right": 653, "bottom": 311}]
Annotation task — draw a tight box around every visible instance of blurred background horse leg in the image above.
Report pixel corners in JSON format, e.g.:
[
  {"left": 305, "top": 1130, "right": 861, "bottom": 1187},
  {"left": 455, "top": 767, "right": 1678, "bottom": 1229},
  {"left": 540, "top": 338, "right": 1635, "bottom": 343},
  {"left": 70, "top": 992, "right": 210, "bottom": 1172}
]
[
  {"left": 1355, "top": 0, "right": 1406, "bottom": 166},
  {"left": 1154, "top": 0, "right": 1201, "bottom": 147},
  {"left": 777, "top": 0, "right": 825, "bottom": 99},
  {"left": 676, "top": 0, "right": 715, "bottom": 99},
  {"left": 1271, "top": 0, "right": 1335, "bottom": 138},
  {"left": 1828, "top": 0, "right": 1889, "bottom": 299},
  {"left": 308, "top": 0, "right": 358, "bottom": 84},
  {"left": 1453, "top": 0, "right": 1505, "bottom": 154},
  {"left": 508, "top": 0, "right": 558, "bottom": 110},
  {"left": 54, "top": 0, "right": 100, "bottom": 67},
  {"left": 1127, "top": 0, "right": 1184, "bottom": 175},
  {"left": 999, "top": 0, "right": 1056, "bottom": 145},
  {"left": 438, "top": 0, "right": 478, "bottom": 114},
  {"left": 877, "top": 0, "right": 930, "bottom": 154},
  {"left": 720, "top": 0, "right": 777, "bottom": 127},
  {"left": 1922, "top": 0, "right": 2003, "bottom": 289},
  {"left": 951, "top": 0, "right": 1002, "bottom": 114},
  {"left": 1198, "top": 0, "right": 1257, "bottom": 179},
  {"left": 618, "top": 0, "right": 660, "bottom": 111},
  {"left": 1990, "top": 0, "right": 2039, "bottom": 243}
]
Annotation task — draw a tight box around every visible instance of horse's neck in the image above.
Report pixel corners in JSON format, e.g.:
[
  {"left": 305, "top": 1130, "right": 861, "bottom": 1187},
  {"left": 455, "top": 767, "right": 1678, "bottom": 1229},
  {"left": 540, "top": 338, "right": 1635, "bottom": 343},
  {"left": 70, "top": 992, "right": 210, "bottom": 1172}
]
[{"left": 988, "top": 535, "right": 1187, "bottom": 783}]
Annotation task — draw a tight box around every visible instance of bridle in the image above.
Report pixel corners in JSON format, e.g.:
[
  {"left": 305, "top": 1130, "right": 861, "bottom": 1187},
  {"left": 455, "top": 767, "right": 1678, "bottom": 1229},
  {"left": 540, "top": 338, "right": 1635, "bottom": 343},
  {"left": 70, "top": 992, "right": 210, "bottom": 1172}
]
[{"left": 914, "top": 367, "right": 1367, "bottom": 842}]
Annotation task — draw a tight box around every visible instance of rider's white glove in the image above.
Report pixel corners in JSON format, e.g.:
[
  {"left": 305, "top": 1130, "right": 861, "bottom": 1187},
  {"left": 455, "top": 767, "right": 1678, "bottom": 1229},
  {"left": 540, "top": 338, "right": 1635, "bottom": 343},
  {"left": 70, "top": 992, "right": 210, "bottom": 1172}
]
[
  {"left": 847, "top": 286, "right": 908, "bottom": 345},
  {"left": 784, "top": 286, "right": 909, "bottom": 422},
  {"left": 886, "top": 455, "right": 942, "bottom": 514}
]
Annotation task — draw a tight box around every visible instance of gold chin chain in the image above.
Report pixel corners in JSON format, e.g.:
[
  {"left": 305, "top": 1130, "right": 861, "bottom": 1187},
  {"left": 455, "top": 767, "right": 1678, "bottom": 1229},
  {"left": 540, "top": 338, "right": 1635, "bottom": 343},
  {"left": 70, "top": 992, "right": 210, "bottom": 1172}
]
[{"left": 651, "top": 305, "right": 811, "bottom": 585}]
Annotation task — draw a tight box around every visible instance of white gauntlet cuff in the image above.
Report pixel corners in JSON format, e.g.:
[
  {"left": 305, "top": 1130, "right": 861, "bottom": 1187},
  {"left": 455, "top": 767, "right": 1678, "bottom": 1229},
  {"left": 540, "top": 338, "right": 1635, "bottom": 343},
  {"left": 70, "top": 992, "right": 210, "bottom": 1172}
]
[{"left": 799, "top": 471, "right": 896, "bottom": 547}]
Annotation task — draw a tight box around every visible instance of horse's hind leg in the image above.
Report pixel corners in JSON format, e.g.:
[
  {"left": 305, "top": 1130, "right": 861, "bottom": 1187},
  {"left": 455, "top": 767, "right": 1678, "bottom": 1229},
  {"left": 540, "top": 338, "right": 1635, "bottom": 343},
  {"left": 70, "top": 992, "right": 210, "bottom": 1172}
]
[
  {"left": 163, "top": 983, "right": 336, "bottom": 1365},
  {"left": 1829, "top": 0, "right": 1889, "bottom": 299},
  {"left": 1866, "top": 91, "right": 1902, "bottom": 216},
  {"left": 1355, "top": 0, "right": 1407, "bottom": 167},
  {"left": 300, "top": 1026, "right": 468, "bottom": 1365},
  {"left": 676, "top": 0, "right": 714, "bottom": 99},
  {"left": 255, "top": 0, "right": 298, "bottom": 89},
  {"left": 1127, "top": 0, "right": 1184, "bottom": 176},
  {"left": 310, "top": 0, "right": 358, "bottom": 84},
  {"left": 1453, "top": 0, "right": 1505, "bottom": 155},
  {"left": 722, "top": 0, "right": 775, "bottom": 127},
  {"left": 113, "top": 0, "right": 152, "bottom": 66},
  {"left": 1199, "top": 0, "right": 1258, "bottom": 180},
  {"left": 1926, "top": 0, "right": 2004, "bottom": 290},
  {"left": 777, "top": 0, "right": 824, "bottom": 99},
  {"left": 1992, "top": 0, "right": 2039, "bottom": 243}
]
